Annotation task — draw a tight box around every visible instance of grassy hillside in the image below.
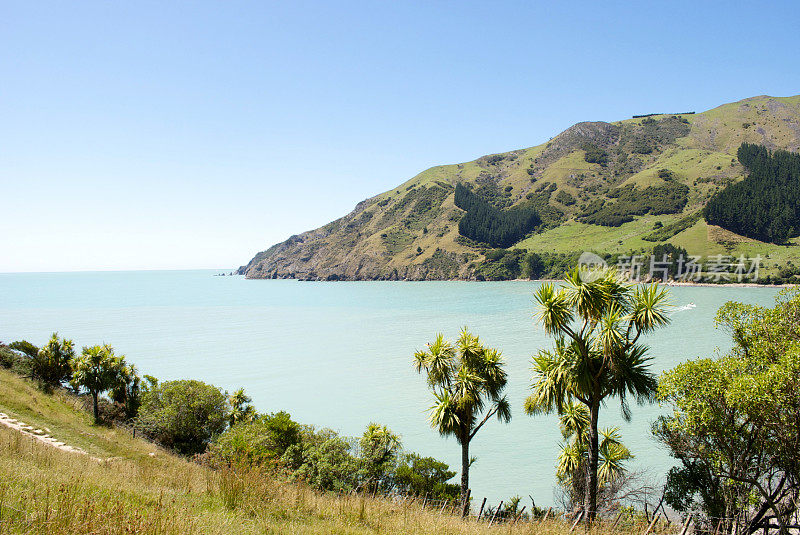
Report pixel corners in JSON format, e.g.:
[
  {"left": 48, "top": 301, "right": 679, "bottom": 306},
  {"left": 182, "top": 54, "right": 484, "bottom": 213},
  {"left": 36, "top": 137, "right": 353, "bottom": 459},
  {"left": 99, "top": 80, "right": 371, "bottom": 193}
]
[
  {"left": 240, "top": 95, "right": 800, "bottom": 281},
  {"left": 0, "top": 368, "right": 659, "bottom": 534}
]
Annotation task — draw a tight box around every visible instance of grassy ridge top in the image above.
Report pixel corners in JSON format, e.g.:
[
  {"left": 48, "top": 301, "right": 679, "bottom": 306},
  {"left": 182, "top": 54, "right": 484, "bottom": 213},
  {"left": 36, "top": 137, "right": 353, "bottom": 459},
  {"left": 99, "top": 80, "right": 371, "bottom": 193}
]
[{"left": 240, "top": 95, "right": 800, "bottom": 281}]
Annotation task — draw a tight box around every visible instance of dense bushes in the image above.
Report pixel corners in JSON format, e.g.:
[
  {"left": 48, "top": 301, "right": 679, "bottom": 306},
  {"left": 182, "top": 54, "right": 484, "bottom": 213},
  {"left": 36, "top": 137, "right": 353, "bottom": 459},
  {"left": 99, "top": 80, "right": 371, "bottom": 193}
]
[
  {"left": 582, "top": 143, "right": 608, "bottom": 166},
  {"left": 474, "top": 249, "right": 529, "bottom": 280},
  {"left": 135, "top": 379, "right": 230, "bottom": 455},
  {"left": 207, "top": 412, "right": 460, "bottom": 495},
  {"left": 454, "top": 183, "right": 540, "bottom": 248},
  {"left": 0, "top": 345, "right": 19, "bottom": 369},
  {"left": 208, "top": 411, "right": 300, "bottom": 466},
  {"left": 623, "top": 115, "right": 690, "bottom": 156},
  {"left": 654, "top": 290, "right": 800, "bottom": 533},
  {"left": 578, "top": 183, "right": 688, "bottom": 227},
  {"left": 705, "top": 143, "right": 800, "bottom": 243},
  {"left": 525, "top": 183, "right": 565, "bottom": 227},
  {"left": 277, "top": 421, "right": 457, "bottom": 495},
  {"left": 554, "top": 190, "right": 576, "bottom": 206},
  {"left": 0, "top": 343, "right": 32, "bottom": 375},
  {"left": 474, "top": 250, "right": 582, "bottom": 281},
  {"left": 283, "top": 427, "right": 361, "bottom": 491},
  {"left": 650, "top": 243, "right": 690, "bottom": 279},
  {"left": 394, "top": 452, "right": 460, "bottom": 500}
]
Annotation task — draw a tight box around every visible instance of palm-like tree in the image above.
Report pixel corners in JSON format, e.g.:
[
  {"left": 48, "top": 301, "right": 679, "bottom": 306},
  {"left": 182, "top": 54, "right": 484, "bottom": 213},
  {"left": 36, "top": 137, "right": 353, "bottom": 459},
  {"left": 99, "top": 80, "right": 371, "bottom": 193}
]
[
  {"left": 32, "top": 332, "right": 75, "bottom": 388},
  {"left": 525, "top": 267, "right": 669, "bottom": 521},
  {"left": 555, "top": 402, "right": 632, "bottom": 508},
  {"left": 71, "top": 344, "right": 126, "bottom": 423},
  {"left": 359, "top": 423, "right": 401, "bottom": 492},
  {"left": 415, "top": 328, "right": 511, "bottom": 517},
  {"left": 109, "top": 363, "right": 142, "bottom": 419},
  {"left": 228, "top": 387, "right": 257, "bottom": 427}
]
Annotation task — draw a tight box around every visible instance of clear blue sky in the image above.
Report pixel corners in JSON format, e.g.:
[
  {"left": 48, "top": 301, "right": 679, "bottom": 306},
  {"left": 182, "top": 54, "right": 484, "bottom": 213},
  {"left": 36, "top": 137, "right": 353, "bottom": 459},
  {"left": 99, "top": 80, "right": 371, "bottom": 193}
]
[{"left": 2, "top": 1, "right": 799, "bottom": 272}]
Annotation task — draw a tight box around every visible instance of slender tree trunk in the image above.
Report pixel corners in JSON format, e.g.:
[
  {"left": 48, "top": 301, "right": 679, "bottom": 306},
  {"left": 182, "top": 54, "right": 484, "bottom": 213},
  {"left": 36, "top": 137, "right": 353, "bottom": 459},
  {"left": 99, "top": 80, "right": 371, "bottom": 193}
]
[
  {"left": 461, "top": 439, "right": 470, "bottom": 517},
  {"left": 586, "top": 399, "right": 600, "bottom": 522},
  {"left": 92, "top": 391, "right": 99, "bottom": 423}
]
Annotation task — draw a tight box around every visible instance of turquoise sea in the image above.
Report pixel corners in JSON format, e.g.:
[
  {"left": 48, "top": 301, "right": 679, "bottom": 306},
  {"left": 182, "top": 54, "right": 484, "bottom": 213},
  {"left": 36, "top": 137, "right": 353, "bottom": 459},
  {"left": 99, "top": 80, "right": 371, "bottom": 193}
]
[{"left": 0, "top": 270, "right": 781, "bottom": 505}]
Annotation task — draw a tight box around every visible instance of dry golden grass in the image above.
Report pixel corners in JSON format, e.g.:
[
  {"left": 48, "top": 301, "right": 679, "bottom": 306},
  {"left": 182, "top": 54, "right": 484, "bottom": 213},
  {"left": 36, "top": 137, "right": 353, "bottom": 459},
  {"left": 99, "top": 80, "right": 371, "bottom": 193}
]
[
  {"left": 0, "top": 424, "right": 668, "bottom": 535},
  {"left": 706, "top": 224, "right": 761, "bottom": 245},
  {"left": 0, "top": 369, "right": 665, "bottom": 534}
]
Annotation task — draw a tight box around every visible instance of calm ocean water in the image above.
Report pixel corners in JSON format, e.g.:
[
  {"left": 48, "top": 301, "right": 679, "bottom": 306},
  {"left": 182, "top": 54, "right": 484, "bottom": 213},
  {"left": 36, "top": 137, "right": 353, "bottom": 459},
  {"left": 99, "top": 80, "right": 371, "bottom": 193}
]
[{"left": 0, "top": 270, "right": 781, "bottom": 504}]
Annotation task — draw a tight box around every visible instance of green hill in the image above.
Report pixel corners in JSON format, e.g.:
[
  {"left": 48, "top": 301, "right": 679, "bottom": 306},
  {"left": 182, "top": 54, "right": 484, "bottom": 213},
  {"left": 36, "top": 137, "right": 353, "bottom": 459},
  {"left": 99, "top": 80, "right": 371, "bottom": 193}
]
[{"left": 239, "top": 95, "right": 800, "bottom": 281}]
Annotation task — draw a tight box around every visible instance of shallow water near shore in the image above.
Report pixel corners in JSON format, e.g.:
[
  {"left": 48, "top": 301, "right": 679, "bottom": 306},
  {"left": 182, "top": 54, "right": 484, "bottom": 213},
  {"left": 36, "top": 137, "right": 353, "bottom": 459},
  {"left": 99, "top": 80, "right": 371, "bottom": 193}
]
[{"left": 0, "top": 270, "right": 782, "bottom": 505}]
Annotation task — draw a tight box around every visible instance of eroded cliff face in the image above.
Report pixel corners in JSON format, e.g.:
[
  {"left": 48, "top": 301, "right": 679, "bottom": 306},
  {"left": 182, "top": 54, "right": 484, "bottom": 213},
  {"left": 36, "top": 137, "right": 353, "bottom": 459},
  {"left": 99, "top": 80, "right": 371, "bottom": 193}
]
[{"left": 239, "top": 95, "right": 800, "bottom": 281}]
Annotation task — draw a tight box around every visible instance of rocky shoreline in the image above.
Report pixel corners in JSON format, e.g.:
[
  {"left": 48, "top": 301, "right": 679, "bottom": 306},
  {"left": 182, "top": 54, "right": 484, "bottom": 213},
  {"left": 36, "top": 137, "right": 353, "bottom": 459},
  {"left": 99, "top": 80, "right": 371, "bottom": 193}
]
[{"left": 235, "top": 270, "right": 794, "bottom": 287}]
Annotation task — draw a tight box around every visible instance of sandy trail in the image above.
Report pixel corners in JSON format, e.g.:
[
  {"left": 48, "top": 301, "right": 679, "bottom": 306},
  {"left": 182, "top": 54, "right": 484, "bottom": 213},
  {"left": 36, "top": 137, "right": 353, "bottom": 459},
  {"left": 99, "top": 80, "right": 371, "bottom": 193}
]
[{"left": 0, "top": 411, "right": 99, "bottom": 460}]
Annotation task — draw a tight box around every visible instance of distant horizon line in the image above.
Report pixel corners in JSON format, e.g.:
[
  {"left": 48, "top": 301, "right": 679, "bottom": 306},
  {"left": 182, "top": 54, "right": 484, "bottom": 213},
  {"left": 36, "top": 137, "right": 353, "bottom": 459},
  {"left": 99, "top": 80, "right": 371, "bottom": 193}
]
[{"left": 0, "top": 267, "right": 239, "bottom": 275}]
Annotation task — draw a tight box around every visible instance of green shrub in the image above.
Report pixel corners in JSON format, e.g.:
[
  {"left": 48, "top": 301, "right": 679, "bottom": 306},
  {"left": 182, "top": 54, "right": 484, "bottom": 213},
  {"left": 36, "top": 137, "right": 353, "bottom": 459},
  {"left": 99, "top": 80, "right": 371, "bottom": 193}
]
[
  {"left": 522, "top": 251, "right": 544, "bottom": 279},
  {"left": 650, "top": 243, "right": 690, "bottom": 279},
  {"left": 474, "top": 249, "right": 525, "bottom": 280},
  {"left": 554, "top": 190, "right": 576, "bottom": 206},
  {"left": 9, "top": 340, "right": 38, "bottom": 358},
  {"left": 582, "top": 143, "right": 609, "bottom": 166},
  {"left": 109, "top": 363, "right": 142, "bottom": 421},
  {"left": 135, "top": 379, "right": 230, "bottom": 455},
  {"left": 393, "top": 453, "right": 459, "bottom": 500},
  {"left": 210, "top": 411, "right": 301, "bottom": 466},
  {"left": 0, "top": 345, "right": 18, "bottom": 369},
  {"left": 475, "top": 250, "right": 582, "bottom": 280},
  {"left": 631, "top": 139, "right": 654, "bottom": 154},
  {"left": 282, "top": 427, "right": 360, "bottom": 492},
  {"left": 578, "top": 183, "right": 688, "bottom": 227}
]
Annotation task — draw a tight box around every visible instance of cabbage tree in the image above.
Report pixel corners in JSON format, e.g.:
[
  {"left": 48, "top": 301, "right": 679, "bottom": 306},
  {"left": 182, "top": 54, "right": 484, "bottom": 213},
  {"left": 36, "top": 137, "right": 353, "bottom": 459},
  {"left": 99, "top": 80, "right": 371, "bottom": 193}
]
[
  {"left": 556, "top": 401, "right": 632, "bottom": 509},
  {"left": 71, "top": 344, "right": 127, "bottom": 422},
  {"left": 415, "top": 328, "right": 511, "bottom": 517},
  {"left": 525, "top": 268, "right": 669, "bottom": 521}
]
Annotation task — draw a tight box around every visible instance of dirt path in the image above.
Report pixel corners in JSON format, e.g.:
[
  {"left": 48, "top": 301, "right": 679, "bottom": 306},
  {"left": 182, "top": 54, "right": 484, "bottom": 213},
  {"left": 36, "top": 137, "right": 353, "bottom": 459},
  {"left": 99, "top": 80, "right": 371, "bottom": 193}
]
[{"left": 0, "top": 411, "right": 97, "bottom": 458}]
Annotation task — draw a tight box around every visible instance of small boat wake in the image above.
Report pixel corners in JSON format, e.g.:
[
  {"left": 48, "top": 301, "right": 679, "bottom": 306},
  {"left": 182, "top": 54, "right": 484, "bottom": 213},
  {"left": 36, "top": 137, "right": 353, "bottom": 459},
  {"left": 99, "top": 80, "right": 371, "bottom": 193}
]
[{"left": 672, "top": 303, "right": 697, "bottom": 313}]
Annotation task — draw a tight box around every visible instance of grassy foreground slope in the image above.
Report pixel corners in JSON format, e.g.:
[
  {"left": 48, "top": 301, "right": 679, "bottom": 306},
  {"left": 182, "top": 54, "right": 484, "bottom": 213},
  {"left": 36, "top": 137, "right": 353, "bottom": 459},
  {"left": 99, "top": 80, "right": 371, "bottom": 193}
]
[
  {"left": 0, "top": 368, "right": 647, "bottom": 534},
  {"left": 240, "top": 94, "right": 800, "bottom": 281}
]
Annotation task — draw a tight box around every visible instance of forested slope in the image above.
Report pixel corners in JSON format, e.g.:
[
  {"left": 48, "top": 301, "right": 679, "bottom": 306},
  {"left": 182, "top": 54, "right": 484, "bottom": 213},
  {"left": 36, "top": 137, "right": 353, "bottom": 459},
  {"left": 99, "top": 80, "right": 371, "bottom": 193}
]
[{"left": 705, "top": 143, "right": 800, "bottom": 243}]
